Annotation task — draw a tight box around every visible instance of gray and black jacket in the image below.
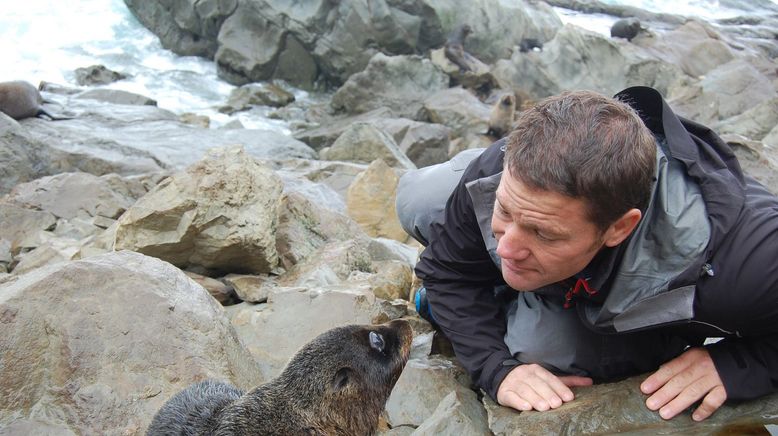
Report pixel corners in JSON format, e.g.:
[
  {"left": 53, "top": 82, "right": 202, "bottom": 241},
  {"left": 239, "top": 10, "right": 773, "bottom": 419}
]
[{"left": 415, "top": 86, "right": 778, "bottom": 402}]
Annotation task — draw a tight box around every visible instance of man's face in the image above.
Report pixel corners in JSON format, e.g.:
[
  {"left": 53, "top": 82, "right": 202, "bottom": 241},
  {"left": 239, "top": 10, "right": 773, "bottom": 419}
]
[{"left": 491, "top": 173, "right": 605, "bottom": 291}]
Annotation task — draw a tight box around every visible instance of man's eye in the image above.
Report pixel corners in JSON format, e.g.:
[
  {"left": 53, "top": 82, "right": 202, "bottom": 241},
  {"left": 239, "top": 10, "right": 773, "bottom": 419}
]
[{"left": 535, "top": 230, "right": 555, "bottom": 241}]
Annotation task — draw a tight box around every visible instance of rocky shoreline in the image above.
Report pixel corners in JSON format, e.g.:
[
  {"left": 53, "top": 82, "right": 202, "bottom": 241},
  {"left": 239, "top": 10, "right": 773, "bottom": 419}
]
[{"left": 2, "top": 0, "right": 778, "bottom": 434}]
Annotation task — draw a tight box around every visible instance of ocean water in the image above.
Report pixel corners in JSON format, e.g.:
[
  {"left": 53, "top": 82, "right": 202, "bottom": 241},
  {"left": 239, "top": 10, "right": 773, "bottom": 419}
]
[
  {"left": 0, "top": 0, "right": 294, "bottom": 131},
  {"left": 1, "top": 0, "right": 774, "bottom": 130}
]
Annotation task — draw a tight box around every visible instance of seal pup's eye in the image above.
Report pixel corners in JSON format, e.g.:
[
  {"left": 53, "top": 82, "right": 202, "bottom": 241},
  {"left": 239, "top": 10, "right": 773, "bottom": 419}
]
[{"left": 369, "top": 331, "right": 385, "bottom": 353}]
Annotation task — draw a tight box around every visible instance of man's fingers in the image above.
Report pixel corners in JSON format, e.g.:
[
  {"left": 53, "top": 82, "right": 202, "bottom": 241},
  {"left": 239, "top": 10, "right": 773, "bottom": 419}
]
[
  {"left": 497, "top": 364, "right": 585, "bottom": 412},
  {"left": 654, "top": 374, "right": 724, "bottom": 420},
  {"left": 498, "top": 389, "right": 533, "bottom": 411},
  {"left": 692, "top": 386, "right": 727, "bottom": 421},
  {"left": 641, "top": 360, "right": 681, "bottom": 394},
  {"left": 641, "top": 348, "right": 710, "bottom": 395},
  {"left": 645, "top": 367, "right": 696, "bottom": 411}
]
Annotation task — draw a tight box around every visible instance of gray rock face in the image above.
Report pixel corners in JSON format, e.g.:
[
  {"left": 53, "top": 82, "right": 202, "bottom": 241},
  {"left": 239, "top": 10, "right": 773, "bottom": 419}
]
[
  {"left": 0, "top": 250, "right": 263, "bottom": 435},
  {"left": 0, "top": 114, "right": 60, "bottom": 195},
  {"left": 670, "top": 60, "right": 777, "bottom": 126},
  {"left": 331, "top": 53, "right": 449, "bottom": 118},
  {"left": 492, "top": 24, "right": 687, "bottom": 100},
  {"left": 385, "top": 356, "right": 472, "bottom": 427},
  {"left": 421, "top": 87, "right": 491, "bottom": 138},
  {"left": 21, "top": 94, "right": 316, "bottom": 170},
  {"left": 123, "top": 0, "right": 238, "bottom": 58},
  {"left": 225, "top": 284, "right": 382, "bottom": 380},
  {"left": 215, "top": 0, "right": 443, "bottom": 88},
  {"left": 320, "top": 123, "right": 417, "bottom": 170},
  {"left": 275, "top": 191, "right": 366, "bottom": 271},
  {"left": 716, "top": 97, "right": 778, "bottom": 143},
  {"left": 294, "top": 107, "right": 396, "bottom": 151},
  {"left": 7, "top": 172, "right": 144, "bottom": 221},
  {"left": 374, "top": 118, "right": 452, "bottom": 168},
  {"left": 125, "top": 0, "right": 563, "bottom": 88},
  {"left": 114, "top": 145, "right": 283, "bottom": 274},
  {"left": 75, "top": 88, "right": 157, "bottom": 106},
  {"left": 0, "top": 203, "right": 56, "bottom": 249},
  {"left": 410, "top": 390, "right": 490, "bottom": 436},
  {"left": 633, "top": 20, "right": 735, "bottom": 78}
]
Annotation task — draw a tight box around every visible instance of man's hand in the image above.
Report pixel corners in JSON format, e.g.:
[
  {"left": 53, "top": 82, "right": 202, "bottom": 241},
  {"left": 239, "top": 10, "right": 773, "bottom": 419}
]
[
  {"left": 497, "top": 364, "right": 593, "bottom": 412},
  {"left": 640, "top": 347, "right": 727, "bottom": 421}
]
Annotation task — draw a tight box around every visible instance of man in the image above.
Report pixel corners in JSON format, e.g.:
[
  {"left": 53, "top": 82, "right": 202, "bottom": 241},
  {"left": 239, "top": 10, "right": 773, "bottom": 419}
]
[{"left": 397, "top": 86, "right": 778, "bottom": 421}]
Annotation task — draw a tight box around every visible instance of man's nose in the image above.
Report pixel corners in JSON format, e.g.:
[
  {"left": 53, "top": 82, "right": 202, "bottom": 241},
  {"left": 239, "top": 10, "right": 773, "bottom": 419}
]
[{"left": 496, "top": 223, "right": 531, "bottom": 260}]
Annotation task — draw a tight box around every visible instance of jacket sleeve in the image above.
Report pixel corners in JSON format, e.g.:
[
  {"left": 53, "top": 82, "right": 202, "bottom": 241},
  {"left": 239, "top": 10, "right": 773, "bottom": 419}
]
[
  {"left": 414, "top": 160, "right": 517, "bottom": 400},
  {"left": 696, "top": 177, "right": 778, "bottom": 400}
]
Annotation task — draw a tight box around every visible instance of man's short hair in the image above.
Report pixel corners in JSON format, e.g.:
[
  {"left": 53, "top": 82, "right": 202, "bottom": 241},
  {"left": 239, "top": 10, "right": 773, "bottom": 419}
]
[{"left": 504, "top": 90, "right": 657, "bottom": 231}]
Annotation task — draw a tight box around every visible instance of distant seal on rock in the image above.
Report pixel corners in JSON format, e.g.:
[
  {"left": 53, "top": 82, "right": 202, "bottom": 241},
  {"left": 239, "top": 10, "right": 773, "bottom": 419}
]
[
  {"left": 487, "top": 93, "right": 516, "bottom": 139},
  {"left": 445, "top": 24, "right": 475, "bottom": 71},
  {"left": 610, "top": 18, "right": 642, "bottom": 42},
  {"left": 519, "top": 38, "right": 543, "bottom": 53},
  {"left": 146, "top": 319, "right": 413, "bottom": 435},
  {"left": 0, "top": 81, "right": 69, "bottom": 120}
]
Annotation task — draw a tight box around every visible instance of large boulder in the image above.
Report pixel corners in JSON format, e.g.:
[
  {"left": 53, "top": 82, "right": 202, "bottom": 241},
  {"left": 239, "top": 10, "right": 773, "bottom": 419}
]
[
  {"left": 385, "top": 356, "right": 472, "bottom": 427},
  {"left": 320, "top": 123, "right": 417, "bottom": 170},
  {"left": 293, "top": 107, "right": 396, "bottom": 151},
  {"left": 225, "top": 281, "right": 404, "bottom": 380},
  {"left": 6, "top": 172, "right": 146, "bottom": 221},
  {"left": 716, "top": 97, "right": 778, "bottom": 143},
  {"left": 633, "top": 20, "right": 735, "bottom": 78},
  {"left": 670, "top": 60, "right": 777, "bottom": 126},
  {"left": 0, "top": 251, "right": 263, "bottom": 435},
  {"left": 123, "top": 0, "right": 238, "bottom": 58},
  {"left": 346, "top": 159, "right": 409, "bottom": 242},
  {"left": 411, "top": 389, "right": 491, "bottom": 436},
  {"left": 373, "top": 118, "right": 452, "bottom": 168},
  {"left": 125, "top": 0, "right": 564, "bottom": 88},
  {"left": 0, "top": 203, "right": 56, "bottom": 250},
  {"left": 420, "top": 87, "right": 492, "bottom": 138},
  {"left": 275, "top": 191, "right": 367, "bottom": 271},
  {"left": 209, "top": 0, "right": 442, "bottom": 88},
  {"left": 114, "top": 145, "right": 283, "bottom": 274},
  {"left": 0, "top": 114, "right": 60, "bottom": 195},
  {"left": 331, "top": 53, "right": 449, "bottom": 118},
  {"left": 23, "top": 93, "right": 315, "bottom": 170}
]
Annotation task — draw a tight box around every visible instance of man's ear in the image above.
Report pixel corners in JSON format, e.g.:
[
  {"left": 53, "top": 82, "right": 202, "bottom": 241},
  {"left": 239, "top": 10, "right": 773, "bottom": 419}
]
[{"left": 603, "top": 208, "right": 642, "bottom": 247}]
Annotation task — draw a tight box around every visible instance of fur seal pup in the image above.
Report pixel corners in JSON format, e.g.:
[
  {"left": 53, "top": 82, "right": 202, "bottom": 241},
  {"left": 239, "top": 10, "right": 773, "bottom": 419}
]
[
  {"left": 146, "top": 319, "right": 413, "bottom": 435},
  {"left": 444, "top": 24, "right": 475, "bottom": 72},
  {"left": 0, "top": 80, "right": 69, "bottom": 120},
  {"left": 487, "top": 93, "right": 516, "bottom": 139},
  {"left": 610, "top": 18, "right": 642, "bottom": 42}
]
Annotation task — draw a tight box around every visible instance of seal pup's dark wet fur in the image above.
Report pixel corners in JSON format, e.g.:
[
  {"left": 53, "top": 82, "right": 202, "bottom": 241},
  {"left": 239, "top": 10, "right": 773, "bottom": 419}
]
[{"left": 146, "top": 319, "right": 413, "bottom": 436}]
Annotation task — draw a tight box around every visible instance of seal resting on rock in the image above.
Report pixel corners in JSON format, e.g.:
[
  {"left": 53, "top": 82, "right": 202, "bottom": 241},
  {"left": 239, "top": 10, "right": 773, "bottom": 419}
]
[
  {"left": 146, "top": 319, "right": 413, "bottom": 436},
  {"left": 487, "top": 93, "right": 516, "bottom": 139},
  {"left": 0, "top": 80, "right": 69, "bottom": 120},
  {"left": 518, "top": 38, "right": 543, "bottom": 53},
  {"left": 610, "top": 18, "right": 642, "bottom": 42},
  {"left": 445, "top": 24, "right": 476, "bottom": 72}
]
